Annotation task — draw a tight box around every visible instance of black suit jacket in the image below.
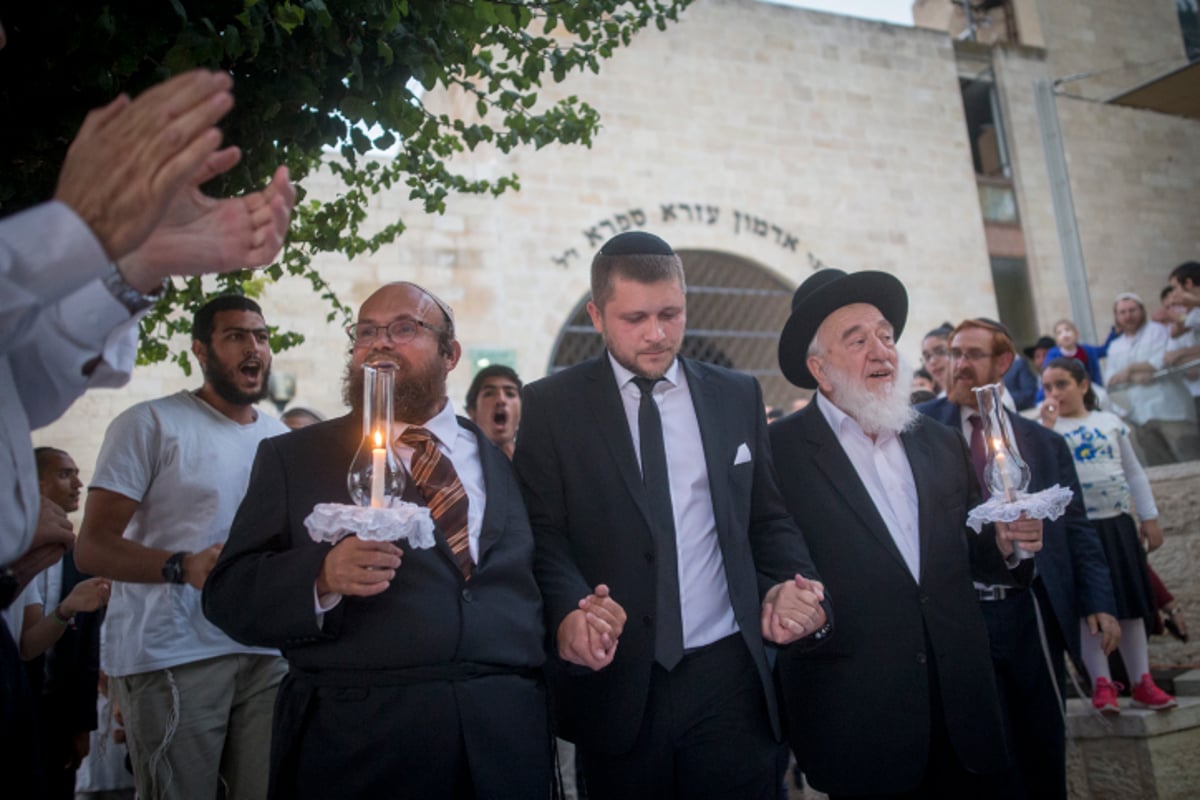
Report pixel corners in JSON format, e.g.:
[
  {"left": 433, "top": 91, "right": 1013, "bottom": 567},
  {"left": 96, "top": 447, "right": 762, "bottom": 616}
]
[
  {"left": 917, "top": 397, "right": 1115, "bottom": 661},
  {"left": 770, "top": 404, "right": 1017, "bottom": 795},
  {"left": 202, "top": 413, "right": 546, "bottom": 792},
  {"left": 29, "top": 552, "right": 101, "bottom": 750},
  {"left": 513, "top": 355, "right": 823, "bottom": 753}
]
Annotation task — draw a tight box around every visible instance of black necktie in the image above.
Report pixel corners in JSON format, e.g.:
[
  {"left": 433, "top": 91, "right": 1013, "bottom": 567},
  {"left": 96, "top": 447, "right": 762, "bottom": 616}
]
[
  {"left": 633, "top": 376, "right": 684, "bottom": 670},
  {"left": 968, "top": 414, "right": 991, "bottom": 501}
]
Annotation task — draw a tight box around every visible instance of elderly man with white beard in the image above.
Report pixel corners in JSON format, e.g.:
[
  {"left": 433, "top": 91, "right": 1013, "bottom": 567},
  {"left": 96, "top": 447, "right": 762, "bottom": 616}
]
[{"left": 768, "top": 269, "right": 1042, "bottom": 799}]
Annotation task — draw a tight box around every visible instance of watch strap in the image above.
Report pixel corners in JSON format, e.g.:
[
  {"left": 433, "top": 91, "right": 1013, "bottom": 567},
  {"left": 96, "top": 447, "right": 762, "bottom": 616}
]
[
  {"left": 102, "top": 263, "right": 166, "bottom": 314},
  {"left": 162, "top": 551, "right": 189, "bottom": 584}
]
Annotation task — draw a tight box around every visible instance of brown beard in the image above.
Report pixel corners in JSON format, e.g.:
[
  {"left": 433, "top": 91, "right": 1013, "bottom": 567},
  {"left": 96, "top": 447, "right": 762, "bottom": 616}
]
[{"left": 343, "top": 354, "right": 448, "bottom": 423}]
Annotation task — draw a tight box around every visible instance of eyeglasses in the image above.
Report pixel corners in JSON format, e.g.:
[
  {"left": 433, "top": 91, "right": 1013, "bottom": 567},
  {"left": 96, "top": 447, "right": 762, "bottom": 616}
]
[
  {"left": 948, "top": 348, "right": 997, "bottom": 363},
  {"left": 921, "top": 345, "right": 948, "bottom": 362},
  {"left": 345, "top": 318, "right": 443, "bottom": 346}
]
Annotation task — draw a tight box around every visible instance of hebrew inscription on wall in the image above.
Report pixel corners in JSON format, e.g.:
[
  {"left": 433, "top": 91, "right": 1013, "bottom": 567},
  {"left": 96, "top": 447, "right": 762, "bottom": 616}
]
[{"left": 551, "top": 204, "right": 801, "bottom": 268}]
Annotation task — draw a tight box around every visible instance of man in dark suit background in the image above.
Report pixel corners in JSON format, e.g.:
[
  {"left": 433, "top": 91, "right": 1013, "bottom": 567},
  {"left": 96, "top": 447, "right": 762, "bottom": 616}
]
[
  {"left": 514, "top": 231, "right": 829, "bottom": 800},
  {"left": 769, "top": 269, "right": 1043, "bottom": 797},
  {"left": 917, "top": 318, "right": 1117, "bottom": 799},
  {"left": 203, "top": 282, "right": 550, "bottom": 799}
]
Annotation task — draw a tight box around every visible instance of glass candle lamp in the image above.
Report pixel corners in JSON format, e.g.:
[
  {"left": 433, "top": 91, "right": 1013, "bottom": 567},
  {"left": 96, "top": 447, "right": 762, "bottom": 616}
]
[{"left": 347, "top": 362, "right": 405, "bottom": 507}]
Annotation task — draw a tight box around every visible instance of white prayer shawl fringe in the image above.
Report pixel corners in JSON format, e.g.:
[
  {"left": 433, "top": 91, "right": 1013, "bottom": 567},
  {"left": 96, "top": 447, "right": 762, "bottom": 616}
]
[{"left": 147, "top": 667, "right": 181, "bottom": 798}]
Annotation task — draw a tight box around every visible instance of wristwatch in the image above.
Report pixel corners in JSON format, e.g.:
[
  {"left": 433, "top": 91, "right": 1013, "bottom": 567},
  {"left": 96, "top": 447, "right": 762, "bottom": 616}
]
[
  {"left": 102, "top": 263, "right": 167, "bottom": 314},
  {"left": 161, "top": 552, "right": 189, "bottom": 584}
]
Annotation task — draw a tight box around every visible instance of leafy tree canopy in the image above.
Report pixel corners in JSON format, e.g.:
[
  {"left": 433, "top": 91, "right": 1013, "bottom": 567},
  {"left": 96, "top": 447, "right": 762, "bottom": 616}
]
[{"left": 0, "top": 0, "right": 691, "bottom": 371}]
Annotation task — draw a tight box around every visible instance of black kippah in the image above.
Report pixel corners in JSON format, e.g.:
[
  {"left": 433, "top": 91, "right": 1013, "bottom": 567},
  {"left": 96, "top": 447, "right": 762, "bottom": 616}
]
[{"left": 598, "top": 231, "right": 675, "bottom": 257}]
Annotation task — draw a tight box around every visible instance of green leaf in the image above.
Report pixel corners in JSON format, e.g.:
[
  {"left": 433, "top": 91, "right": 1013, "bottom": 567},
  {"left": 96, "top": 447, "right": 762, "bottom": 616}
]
[{"left": 0, "top": 0, "right": 697, "bottom": 368}]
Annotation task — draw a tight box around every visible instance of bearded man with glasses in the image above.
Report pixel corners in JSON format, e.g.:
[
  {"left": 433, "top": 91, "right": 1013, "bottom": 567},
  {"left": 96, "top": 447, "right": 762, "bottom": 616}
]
[
  {"left": 203, "top": 281, "right": 551, "bottom": 799},
  {"left": 917, "top": 318, "right": 1116, "bottom": 799}
]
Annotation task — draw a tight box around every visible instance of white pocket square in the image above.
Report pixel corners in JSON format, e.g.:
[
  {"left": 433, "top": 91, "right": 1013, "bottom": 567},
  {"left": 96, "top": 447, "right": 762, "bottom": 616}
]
[{"left": 733, "top": 443, "right": 752, "bottom": 465}]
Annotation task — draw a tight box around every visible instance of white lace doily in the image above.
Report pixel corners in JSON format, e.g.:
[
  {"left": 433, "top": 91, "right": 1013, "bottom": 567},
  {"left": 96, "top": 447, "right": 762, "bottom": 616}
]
[
  {"left": 966, "top": 484, "right": 1074, "bottom": 533},
  {"left": 304, "top": 502, "right": 436, "bottom": 548}
]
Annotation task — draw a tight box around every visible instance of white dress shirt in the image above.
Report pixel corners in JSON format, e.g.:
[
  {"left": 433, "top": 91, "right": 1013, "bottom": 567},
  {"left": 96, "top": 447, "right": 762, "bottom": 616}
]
[
  {"left": 1105, "top": 321, "right": 1195, "bottom": 425},
  {"left": 816, "top": 392, "right": 921, "bottom": 581},
  {"left": 316, "top": 399, "right": 486, "bottom": 615},
  {"left": 2, "top": 202, "right": 141, "bottom": 567},
  {"left": 1168, "top": 308, "right": 1200, "bottom": 398},
  {"left": 608, "top": 353, "right": 738, "bottom": 650},
  {"left": 395, "top": 399, "right": 486, "bottom": 564}
]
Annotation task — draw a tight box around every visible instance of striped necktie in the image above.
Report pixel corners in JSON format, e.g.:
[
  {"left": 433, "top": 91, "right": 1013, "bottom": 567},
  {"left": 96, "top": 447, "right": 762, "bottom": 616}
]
[{"left": 398, "top": 426, "right": 472, "bottom": 579}]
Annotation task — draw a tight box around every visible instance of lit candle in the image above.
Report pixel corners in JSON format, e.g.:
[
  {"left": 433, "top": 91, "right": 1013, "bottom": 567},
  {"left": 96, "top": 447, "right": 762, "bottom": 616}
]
[
  {"left": 992, "top": 438, "right": 1013, "bottom": 499},
  {"left": 370, "top": 430, "right": 386, "bottom": 508}
]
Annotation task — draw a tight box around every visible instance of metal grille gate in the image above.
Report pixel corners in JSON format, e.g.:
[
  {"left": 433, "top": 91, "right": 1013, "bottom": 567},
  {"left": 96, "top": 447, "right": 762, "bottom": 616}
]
[{"left": 545, "top": 250, "right": 804, "bottom": 410}]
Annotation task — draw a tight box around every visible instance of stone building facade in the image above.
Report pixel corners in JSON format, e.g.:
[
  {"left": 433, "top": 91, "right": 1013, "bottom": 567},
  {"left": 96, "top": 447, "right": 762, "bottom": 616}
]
[{"left": 34, "top": 0, "right": 1199, "bottom": 492}]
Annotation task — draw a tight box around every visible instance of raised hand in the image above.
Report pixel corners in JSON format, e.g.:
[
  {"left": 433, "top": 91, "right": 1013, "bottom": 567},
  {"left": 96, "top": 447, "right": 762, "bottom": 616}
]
[
  {"left": 117, "top": 163, "right": 295, "bottom": 289},
  {"left": 54, "top": 70, "right": 236, "bottom": 262}
]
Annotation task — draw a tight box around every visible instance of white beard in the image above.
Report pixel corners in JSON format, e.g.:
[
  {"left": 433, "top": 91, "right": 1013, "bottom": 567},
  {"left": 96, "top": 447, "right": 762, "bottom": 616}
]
[{"left": 825, "top": 355, "right": 919, "bottom": 437}]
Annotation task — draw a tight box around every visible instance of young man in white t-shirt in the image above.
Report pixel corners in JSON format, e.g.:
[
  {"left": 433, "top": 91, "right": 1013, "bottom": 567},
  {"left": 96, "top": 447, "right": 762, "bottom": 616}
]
[{"left": 75, "top": 295, "right": 288, "bottom": 800}]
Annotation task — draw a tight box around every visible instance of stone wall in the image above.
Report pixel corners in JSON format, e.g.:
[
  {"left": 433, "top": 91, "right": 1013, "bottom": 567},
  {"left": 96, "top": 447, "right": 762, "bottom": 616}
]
[
  {"left": 991, "top": 44, "right": 1200, "bottom": 342},
  {"left": 1147, "top": 461, "right": 1200, "bottom": 669},
  {"left": 1036, "top": 0, "right": 1187, "bottom": 101},
  {"left": 29, "top": 0, "right": 1200, "bottom": 496},
  {"left": 35, "top": 0, "right": 1003, "bottom": 467},
  {"left": 1059, "top": 97, "right": 1200, "bottom": 323}
]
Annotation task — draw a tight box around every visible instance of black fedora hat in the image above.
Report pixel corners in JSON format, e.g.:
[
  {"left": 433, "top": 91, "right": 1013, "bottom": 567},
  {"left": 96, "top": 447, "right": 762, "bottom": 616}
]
[
  {"left": 778, "top": 269, "right": 908, "bottom": 389},
  {"left": 1023, "top": 336, "right": 1055, "bottom": 359}
]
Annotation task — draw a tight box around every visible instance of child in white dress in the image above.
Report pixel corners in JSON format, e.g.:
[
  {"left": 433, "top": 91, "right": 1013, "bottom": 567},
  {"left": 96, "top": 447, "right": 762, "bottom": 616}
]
[{"left": 1040, "top": 357, "right": 1177, "bottom": 713}]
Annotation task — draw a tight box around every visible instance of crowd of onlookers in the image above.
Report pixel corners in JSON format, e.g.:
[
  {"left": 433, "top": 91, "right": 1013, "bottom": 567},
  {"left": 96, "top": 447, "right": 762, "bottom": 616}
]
[{"left": 5, "top": 28, "right": 1198, "bottom": 797}]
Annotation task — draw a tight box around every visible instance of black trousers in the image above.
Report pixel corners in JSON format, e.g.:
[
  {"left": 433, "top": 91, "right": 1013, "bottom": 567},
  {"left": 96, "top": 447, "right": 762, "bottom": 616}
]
[
  {"left": 979, "top": 586, "right": 1067, "bottom": 800},
  {"left": 277, "top": 670, "right": 551, "bottom": 800},
  {"left": 826, "top": 635, "right": 1008, "bottom": 800},
  {"left": 0, "top": 616, "right": 45, "bottom": 797},
  {"left": 579, "top": 634, "right": 779, "bottom": 800}
]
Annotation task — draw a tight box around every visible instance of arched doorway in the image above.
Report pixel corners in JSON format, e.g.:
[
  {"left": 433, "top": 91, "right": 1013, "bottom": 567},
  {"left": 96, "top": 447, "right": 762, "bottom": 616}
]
[{"left": 546, "top": 250, "right": 803, "bottom": 409}]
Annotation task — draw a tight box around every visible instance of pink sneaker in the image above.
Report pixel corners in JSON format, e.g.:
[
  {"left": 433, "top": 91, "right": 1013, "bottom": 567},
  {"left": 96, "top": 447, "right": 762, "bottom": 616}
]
[
  {"left": 1131, "top": 673, "right": 1177, "bottom": 711},
  {"left": 1091, "top": 676, "right": 1121, "bottom": 715}
]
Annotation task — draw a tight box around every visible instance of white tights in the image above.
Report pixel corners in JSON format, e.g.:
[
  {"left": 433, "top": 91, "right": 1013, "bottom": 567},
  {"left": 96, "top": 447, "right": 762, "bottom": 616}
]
[{"left": 1079, "top": 617, "right": 1150, "bottom": 684}]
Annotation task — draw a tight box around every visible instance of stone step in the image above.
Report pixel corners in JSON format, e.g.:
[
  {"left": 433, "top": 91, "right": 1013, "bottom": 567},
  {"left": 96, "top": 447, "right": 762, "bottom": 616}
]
[
  {"left": 1066, "top": 696, "right": 1200, "bottom": 799},
  {"left": 1175, "top": 669, "right": 1200, "bottom": 697}
]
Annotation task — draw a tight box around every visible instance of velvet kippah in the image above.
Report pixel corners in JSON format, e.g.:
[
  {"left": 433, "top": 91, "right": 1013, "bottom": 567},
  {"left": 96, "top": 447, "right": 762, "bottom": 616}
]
[{"left": 598, "top": 231, "right": 675, "bottom": 257}]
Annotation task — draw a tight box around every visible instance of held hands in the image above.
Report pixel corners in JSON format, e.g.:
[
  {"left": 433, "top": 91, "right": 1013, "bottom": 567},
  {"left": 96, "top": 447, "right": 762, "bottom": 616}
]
[
  {"left": 316, "top": 536, "right": 404, "bottom": 598},
  {"left": 182, "top": 544, "right": 223, "bottom": 590},
  {"left": 557, "top": 584, "right": 626, "bottom": 671},
  {"left": 995, "top": 515, "right": 1043, "bottom": 558},
  {"left": 1088, "top": 612, "right": 1121, "bottom": 656},
  {"left": 761, "top": 575, "right": 826, "bottom": 645}
]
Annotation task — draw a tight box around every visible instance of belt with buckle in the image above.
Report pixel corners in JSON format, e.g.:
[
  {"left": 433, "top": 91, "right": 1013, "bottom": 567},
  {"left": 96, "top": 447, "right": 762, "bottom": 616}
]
[{"left": 977, "top": 585, "right": 1023, "bottom": 601}]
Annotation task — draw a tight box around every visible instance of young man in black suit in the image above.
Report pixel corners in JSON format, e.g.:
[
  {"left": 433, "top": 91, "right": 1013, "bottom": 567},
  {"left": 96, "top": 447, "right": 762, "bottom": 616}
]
[
  {"left": 514, "top": 231, "right": 829, "bottom": 800},
  {"left": 769, "top": 270, "right": 1043, "bottom": 797},
  {"left": 203, "top": 282, "right": 550, "bottom": 799}
]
